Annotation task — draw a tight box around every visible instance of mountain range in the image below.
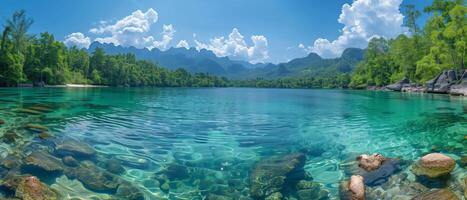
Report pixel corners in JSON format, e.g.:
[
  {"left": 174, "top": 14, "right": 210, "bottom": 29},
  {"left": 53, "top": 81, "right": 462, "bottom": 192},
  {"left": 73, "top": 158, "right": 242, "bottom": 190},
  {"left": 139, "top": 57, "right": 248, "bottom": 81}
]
[{"left": 88, "top": 42, "right": 365, "bottom": 80}]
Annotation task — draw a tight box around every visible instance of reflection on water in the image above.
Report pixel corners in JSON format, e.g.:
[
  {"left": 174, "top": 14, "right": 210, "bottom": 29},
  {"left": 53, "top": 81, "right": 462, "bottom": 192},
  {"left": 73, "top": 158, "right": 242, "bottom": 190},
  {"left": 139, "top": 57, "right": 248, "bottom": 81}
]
[{"left": 0, "top": 88, "right": 465, "bottom": 199}]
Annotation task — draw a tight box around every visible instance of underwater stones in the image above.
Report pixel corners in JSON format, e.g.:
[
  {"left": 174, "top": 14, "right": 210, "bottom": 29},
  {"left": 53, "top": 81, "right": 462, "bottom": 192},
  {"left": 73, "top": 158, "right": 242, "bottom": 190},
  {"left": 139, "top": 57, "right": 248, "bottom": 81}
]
[
  {"left": 357, "top": 153, "right": 386, "bottom": 171},
  {"left": 264, "top": 192, "right": 283, "bottom": 200},
  {"left": 0, "top": 118, "right": 4, "bottom": 125},
  {"left": 160, "top": 182, "right": 170, "bottom": 193},
  {"left": 65, "top": 161, "right": 120, "bottom": 192},
  {"left": 114, "top": 154, "right": 150, "bottom": 169},
  {"left": 106, "top": 159, "right": 125, "bottom": 175},
  {"left": 55, "top": 139, "right": 96, "bottom": 158},
  {"left": 18, "top": 108, "right": 43, "bottom": 115},
  {"left": 295, "top": 181, "right": 329, "bottom": 200},
  {"left": 361, "top": 159, "right": 402, "bottom": 186},
  {"left": 38, "top": 132, "right": 50, "bottom": 140},
  {"left": 2, "top": 132, "right": 19, "bottom": 144},
  {"left": 25, "top": 124, "right": 49, "bottom": 132},
  {"left": 28, "top": 105, "right": 54, "bottom": 113},
  {"left": 164, "top": 164, "right": 189, "bottom": 180},
  {"left": 0, "top": 154, "right": 23, "bottom": 169},
  {"left": 206, "top": 194, "right": 233, "bottom": 200},
  {"left": 15, "top": 176, "right": 60, "bottom": 200},
  {"left": 115, "top": 183, "right": 145, "bottom": 200},
  {"left": 349, "top": 175, "right": 365, "bottom": 200},
  {"left": 62, "top": 156, "right": 79, "bottom": 167},
  {"left": 412, "top": 189, "right": 459, "bottom": 200},
  {"left": 249, "top": 153, "right": 306, "bottom": 199},
  {"left": 24, "top": 151, "right": 63, "bottom": 172},
  {"left": 411, "top": 153, "right": 455, "bottom": 178}
]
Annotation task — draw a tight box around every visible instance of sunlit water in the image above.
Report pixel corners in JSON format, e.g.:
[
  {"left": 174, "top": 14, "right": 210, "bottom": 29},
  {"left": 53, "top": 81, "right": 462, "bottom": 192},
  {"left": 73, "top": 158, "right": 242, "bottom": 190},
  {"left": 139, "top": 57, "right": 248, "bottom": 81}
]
[{"left": 0, "top": 88, "right": 465, "bottom": 199}]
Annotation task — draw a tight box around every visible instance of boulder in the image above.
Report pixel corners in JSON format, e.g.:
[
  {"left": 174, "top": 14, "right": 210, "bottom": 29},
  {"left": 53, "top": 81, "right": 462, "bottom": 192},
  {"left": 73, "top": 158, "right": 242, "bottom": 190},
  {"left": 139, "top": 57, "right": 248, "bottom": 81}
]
[
  {"left": 357, "top": 153, "right": 386, "bottom": 171},
  {"left": 361, "top": 158, "right": 401, "bottom": 186},
  {"left": 249, "top": 153, "right": 306, "bottom": 199},
  {"left": 426, "top": 70, "right": 458, "bottom": 93},
  {"left": 64, "top": 160, "right": 120, "bottom": 192},
  {"left": 55, "top": 139, "right": 96, "bottom": 158},
  {"left": 295, "top": 180, "right": 329, "bottom": 200},
  {"left": 349, "top": 175, "right": 365, "bottom": 200},
  {"left": 15, "top": 176, "right": 60, "bottom": 200},
  {"left": 411, "top": 153, "right": 455, "bottom": 178},
  {"left": 2, "top": 131, "right": 19, "bottom": 144},
  {"left": 412, "top": 189, "right": 459, "bottom": 200},
  {"left": 387, "top": 78, "right": 410, "bottom": 91},
  {"left": 24, "top": 151, "right": 63, "bottom": 172},
  {"left": 62, "top": 156, "right": 79, "bottom": 167},
  {"left": 0, "top": 118, "right": 4, "bottom": 125},
  {"left": 106, "top": 159, "right": 125, "bottom": 175},
  {"left": 449, "top": 70, "right": 467, "bottom": 96},
  {"left": 115, "top": 183, "right": 145, "bottom": 200}
]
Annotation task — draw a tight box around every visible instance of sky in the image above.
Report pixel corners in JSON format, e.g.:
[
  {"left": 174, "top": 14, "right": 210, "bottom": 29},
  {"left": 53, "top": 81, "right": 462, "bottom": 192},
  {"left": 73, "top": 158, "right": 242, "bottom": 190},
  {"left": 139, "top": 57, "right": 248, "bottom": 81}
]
[{"left": 0, "top": 0, "right": 433, "bottom": 63}]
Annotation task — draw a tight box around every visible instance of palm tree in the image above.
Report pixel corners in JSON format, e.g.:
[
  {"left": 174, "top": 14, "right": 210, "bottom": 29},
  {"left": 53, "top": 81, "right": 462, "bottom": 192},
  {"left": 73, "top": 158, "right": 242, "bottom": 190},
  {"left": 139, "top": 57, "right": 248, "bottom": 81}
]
[{"left": 5, "top": 9, "right": 33, "bottom": 53}]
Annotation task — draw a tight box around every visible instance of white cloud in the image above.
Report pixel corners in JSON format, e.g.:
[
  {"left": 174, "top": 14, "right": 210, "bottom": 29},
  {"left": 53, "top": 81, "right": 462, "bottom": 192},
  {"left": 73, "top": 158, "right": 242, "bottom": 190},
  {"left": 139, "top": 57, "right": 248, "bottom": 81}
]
[
  {"left": 300, "top": 0, "right": 408, "bottom": 58},
  {"left": 90, "top": 8, "right": 175, "bottom": 50},
  {"left": 176, "top": 40, "right": 189, "bottom": 49},
  {"left": 64, "top": 32, "right": 91, "bottom": 49},
  {"left": 195, "top": 28, "right": 269, "bottom": 63}
]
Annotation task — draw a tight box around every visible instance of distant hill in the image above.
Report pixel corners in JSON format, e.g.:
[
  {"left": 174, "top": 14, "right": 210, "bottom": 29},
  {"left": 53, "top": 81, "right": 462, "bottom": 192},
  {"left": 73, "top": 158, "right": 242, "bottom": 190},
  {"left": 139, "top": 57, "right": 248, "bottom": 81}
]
[{"left": 88, "top": 42, "right": 364, "bottom": 80}]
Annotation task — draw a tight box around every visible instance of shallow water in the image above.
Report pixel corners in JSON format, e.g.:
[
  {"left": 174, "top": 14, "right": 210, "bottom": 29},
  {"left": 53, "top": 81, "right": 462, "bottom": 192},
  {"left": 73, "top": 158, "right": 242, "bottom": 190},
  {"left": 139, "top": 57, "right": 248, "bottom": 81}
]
[{"left": 0, "top": 88, "right": 465, "bottom": 199}]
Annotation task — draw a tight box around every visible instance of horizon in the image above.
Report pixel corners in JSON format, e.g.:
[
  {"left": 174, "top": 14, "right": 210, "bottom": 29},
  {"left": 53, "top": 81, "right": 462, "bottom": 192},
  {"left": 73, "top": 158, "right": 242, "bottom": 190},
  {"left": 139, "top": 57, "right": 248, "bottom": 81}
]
[{"left": 1, "top": 0, "right": 432, "bottom": 64}]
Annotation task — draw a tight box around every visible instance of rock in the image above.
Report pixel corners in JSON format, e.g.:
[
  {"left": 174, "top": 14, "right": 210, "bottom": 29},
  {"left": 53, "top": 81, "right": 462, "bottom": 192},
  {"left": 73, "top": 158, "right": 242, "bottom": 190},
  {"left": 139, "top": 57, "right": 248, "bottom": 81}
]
[
  {"left": 38, "top": 132, "right": 50, "bottom": 140},
  {"left": 449, "top": 70, "right": 467, "bottom": 96},
  {"left": 165, "top": 163, "right": 189, "bottom": 180},
  {"left": 62, "top": 156, "right": 79, "bottom": 167},
  {"left": 361, "top": 159, "right": 402, "bottom": 186},
  {"left": 357, "top": 153, "right": 386, "bottom": 171},
  {"left": 64, "top": 160, "right": 120, "bottom": 192},
  {"left": 206, "top": 194, "right": 233, "bottom": 200},
  {"left": 0, "top": 118, "right": 5, "bottom": 125},
  {"left": 265, "top": 192, "right": 283, "bottom": 200},
  {"left": 411, "top": 153, "right": 455, "bottom": 178},
  {"left": 412, "top": 189, "right": 459, "bottom": 200},
  {"left": 55, "top": 139, "right": 96, "bottom": 158},
  {"left": 106, "top": 159, "right": 125, "bottom": 174},
  {"left": 464, "top": 177, "right": 467, "bottom": 199},
  {"left": 115, "top": 183, "right": 144, "bottom": 200},
  {"left": 18, "top": 108, "right": 43, "bottom": 115},
  {"left": 25, "top": 124, "right": 49, "bottom": 132},
  {"left": 24, "top": 151, "right": 63, "bottom": 172},
  {"left": 460, "top": 156, "right": 467, "bottom": 167},
  {"left": 2, "top": 132, "right": 19, "bottom": 144},
  {"left": 15, "top": 176, "right": 60, "bottom": 200},
  {"left": 295, "top": 181, "right": 330, "bottom": 200},
  {"left": 426, "top": 70, "right": 458, "bottom": 93},
  {"left": 349, "top": 175, "right": 365, "bottom": 200},
  {"left": 160, "top": 182, "right": 170, "bottom": 193},
  {"left": 0, "top": 154, "right": 23, "bottom": 169},
  {"left": 387, "top": 78, "right": 410, "bottom": 91},
  {"left": 28, "top": 105, "right": 54, "bottom": 113},
  {"left": 249, "top": 153, "right": 306, "bottom": 199}
]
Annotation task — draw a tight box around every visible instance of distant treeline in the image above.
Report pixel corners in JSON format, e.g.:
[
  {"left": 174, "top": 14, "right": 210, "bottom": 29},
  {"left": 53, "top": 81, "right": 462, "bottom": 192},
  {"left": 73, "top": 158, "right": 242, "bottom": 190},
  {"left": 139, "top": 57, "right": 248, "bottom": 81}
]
[
  {"left": 350, "top": 0, "right": 466, "bottom": 88},
  {"left": 0, "top": 0, "right": 465, "bottom": 89}
]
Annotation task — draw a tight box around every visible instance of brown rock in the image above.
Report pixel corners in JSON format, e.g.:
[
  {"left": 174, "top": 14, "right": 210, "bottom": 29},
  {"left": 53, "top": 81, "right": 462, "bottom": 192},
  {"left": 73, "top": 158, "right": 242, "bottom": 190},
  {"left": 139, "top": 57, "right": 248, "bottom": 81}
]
[
  {"left": 15, "top": 176, "right": 60, "bottom": 200},
  {"left": 411, "top": 153, "right": 455, "bottom": 178},
  {"left": 349, "top": 175, "right": 365, "bottom": 200},
  {"left": 0, "top": 119, "right": 5, "bottom": 125},
  {"left": 357, "top": 153, "right": 386, "bottom": 171},
  {"left": 412, "top": 189, "right": 459, "bottom": 200}
]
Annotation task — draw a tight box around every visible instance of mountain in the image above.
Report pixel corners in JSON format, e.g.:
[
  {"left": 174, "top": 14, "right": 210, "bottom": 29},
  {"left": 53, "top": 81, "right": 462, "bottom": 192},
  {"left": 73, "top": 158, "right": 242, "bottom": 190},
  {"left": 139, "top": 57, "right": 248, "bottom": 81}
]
[{"left": 87, "top": 42, "right": 365, "bottom": 80}]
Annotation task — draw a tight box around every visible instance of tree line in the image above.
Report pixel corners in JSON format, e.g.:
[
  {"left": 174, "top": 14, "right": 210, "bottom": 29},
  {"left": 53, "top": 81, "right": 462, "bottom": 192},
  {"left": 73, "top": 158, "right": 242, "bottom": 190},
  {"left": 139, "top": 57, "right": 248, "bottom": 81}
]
[
  {"left": 350, "top": 0, "right": 466, "bottom": 88},
  {"left": 0, "top": 10, "right": 228, "bottom": 87}
]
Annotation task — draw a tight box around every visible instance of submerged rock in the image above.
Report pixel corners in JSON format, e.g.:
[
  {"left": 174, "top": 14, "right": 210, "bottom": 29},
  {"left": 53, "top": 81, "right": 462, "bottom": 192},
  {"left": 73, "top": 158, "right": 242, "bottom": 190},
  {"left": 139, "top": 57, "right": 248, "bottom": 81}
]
[
  {"left": 296, "top": 180, "right": 329, "bottom": 200},
  {"left": 265, "top": 192, "right": 283, "bottom": 200},
  {"left": 357, "top": 153, "right": 386, "bottom": 171},
  {"left": 106, "top": 159, "right": 125, "bottom": 175},
  {"left": 0, "top": 118, "right": 5, "bottom": 125},
  {"left": 164, "top": 163, "right": 189, "bottom": 180},
  {"left": 349, "top": 175, "right": 365, "bottom": 200},
  {"left": 361, "top": 158, "right": 402, "bottom": 186},
  {"left": 62, "top": 156, "right": 79, "bottom": 167},
  {"left": 249, "top": 153, "right": 306, "bottom": 199},
  {"left": 412, "top": 189, "right": 460, "bottom": 200},
  {"left": 18, "top": 108, "right": 43, "bottom": 115},
  {"left": 65, "top": 160, "right": 120, "bottom": 192},
  {"left": 15, "top": 176, "right": 60, "bottom": 200},
  {"left": 24, "top": 151, "right": 63, "bottom": 172},
  {"left": 25, "top": 124, "right": 49, "bottom": 132},
  {"left": 2, "top": 131, "right": 20, "bottom": 144},
  {"left": 55, "top": 139, "right": 96, "bottom": 158},
  {"left": 411, "top": 153, "right": 455, "bottom": 178},
  {"left": 115, "top": 183, "right": 144, "bottom": 200},
  {"left": 0, "top": 154, "right": 23, "bottom": 169}
]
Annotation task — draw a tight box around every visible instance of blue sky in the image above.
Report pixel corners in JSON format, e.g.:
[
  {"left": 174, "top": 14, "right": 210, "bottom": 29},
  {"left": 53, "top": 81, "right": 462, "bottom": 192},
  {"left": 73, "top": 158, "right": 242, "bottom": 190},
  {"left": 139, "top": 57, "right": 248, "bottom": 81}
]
[{"left": 1, "top": 0, "right": 432, "bottom": 63}]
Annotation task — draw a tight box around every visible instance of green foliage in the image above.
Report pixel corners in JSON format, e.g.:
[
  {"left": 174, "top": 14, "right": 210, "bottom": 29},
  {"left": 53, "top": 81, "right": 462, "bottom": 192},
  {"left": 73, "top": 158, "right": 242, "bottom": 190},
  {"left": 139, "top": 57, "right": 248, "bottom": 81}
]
[{"left": 350, "top": 0, "right": 466, "bottom": 87}]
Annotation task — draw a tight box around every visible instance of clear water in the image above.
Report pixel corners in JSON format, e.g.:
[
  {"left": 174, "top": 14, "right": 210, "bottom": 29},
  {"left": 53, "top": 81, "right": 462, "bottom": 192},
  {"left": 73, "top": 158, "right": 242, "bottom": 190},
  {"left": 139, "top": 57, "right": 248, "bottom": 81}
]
[{"left": 0, "top": 88, "right": 465, "bottom": 199}]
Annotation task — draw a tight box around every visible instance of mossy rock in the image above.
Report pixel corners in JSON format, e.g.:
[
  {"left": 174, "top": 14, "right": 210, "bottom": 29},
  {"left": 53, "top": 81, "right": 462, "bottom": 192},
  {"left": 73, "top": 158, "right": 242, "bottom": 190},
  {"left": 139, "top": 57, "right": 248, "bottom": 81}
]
[
  {"left": 412, "top": 189, "right": 460, "bottom": 200},
  {"left": 24, "top": 150, "right": 63, "bottom": 172},
  {"left": 25, "top": 124, "right": 49, "bottom": 132}
]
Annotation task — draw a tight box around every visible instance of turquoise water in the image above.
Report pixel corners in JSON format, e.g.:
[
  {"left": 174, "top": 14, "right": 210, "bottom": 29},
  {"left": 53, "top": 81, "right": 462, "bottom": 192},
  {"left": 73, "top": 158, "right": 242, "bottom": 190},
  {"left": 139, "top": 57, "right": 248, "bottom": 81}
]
[{"left": 0, "top": 88, "right": 465, "bottom": 199}]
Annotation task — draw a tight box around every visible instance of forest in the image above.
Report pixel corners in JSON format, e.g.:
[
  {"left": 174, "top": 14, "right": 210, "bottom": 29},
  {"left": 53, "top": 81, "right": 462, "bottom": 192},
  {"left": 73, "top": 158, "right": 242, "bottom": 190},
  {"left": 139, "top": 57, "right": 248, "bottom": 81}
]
[
  {"left": 350, "top": 0, "right": 466, "bottom": 88},
  {"left": 0, "top": 0, "right": 465, "bottom": 89}
]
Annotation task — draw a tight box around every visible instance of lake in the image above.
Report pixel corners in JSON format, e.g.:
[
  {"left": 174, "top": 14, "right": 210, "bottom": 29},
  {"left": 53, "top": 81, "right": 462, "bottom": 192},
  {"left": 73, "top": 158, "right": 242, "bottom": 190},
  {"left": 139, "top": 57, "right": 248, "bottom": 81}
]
[{"left": 0, "top": 88, "right": 465, "bottom": 199}]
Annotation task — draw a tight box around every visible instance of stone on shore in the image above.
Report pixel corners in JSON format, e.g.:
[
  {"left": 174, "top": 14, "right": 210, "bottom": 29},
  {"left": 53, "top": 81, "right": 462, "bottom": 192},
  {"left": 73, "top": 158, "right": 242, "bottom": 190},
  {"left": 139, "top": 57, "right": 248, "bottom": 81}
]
[
  {"left": 412, "top": 189, "right": 460, "bottom": 200},
  {"left": 357, "top": 153, "right": 386, "bottom": 171},
  {"left": 249, "top": 153, "right": 306, "bottom": 199},
  {"left": 387, "top": 78, "right": 410, "bottom": 91},
  {"left": 426, "top": 70, "right": 458, "bottom": 93},
  {"left": 15, "top": 176, "right": 60, "bottom": 200},
  {"left": 450, "top": 70, "right": 467, "bottom": 96},
  {"left": 24, "top": 151, "right": 63, "bottom": 172},
  {"left": 55, "top": 139, "right": 96, "bottom": 158},
  {"left": 411, "top": 153, "right": 455, "bottom": 178}
]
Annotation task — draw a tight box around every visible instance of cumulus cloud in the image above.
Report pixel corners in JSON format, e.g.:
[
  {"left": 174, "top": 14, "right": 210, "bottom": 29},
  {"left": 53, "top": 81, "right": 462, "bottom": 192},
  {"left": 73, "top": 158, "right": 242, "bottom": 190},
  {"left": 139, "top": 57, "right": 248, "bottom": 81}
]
[
  {"left": 195, "top": 28, "right": 269, "bottom": 63},
  {"left": 88, "top": 8, "right": 175, "bottom": 50},
  {"left": 300, "top": 0, "right": 408, "bottom": 58},
  {"left": 64, "top": 32, "right": 91, "bottom": 49},
  {"left": 176, "top": 40, "right": 189, "bottom": 49}
]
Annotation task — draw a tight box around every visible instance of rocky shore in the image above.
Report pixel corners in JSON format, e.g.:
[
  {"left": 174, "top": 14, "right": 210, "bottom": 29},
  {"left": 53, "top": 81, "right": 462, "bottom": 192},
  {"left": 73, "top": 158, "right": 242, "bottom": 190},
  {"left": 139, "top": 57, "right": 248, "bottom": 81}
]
[{"left": 377, "top": 69, "right": 467, "bottom": 96}]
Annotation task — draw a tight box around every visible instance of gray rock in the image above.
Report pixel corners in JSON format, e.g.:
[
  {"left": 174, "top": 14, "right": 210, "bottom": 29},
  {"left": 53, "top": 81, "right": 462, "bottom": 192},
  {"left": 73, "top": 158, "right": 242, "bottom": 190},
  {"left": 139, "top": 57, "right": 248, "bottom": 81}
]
[
  {"left": 115, "top": 183, "right": 144, "bottom": 200},
  {"left": 449, "top": 70, "right": 467, "bottom": 96},
  {"left": 412, "top": 189, "right": 460, "bottom": 200},
  {"left": 65, "top": 160, "right": 120, "bottom": 192},
  {"left": 62, "top": 156, "right": 79, "bottom": 167},
  {"left": 24, "top": 151, "right": 63, "bottom": 172},
  {"left": 426, "top": 70, "right": 458, "bottom": 93},
  {"left": 55, "top": 139, "right": 96, "bottom": 158},
  {"left": 387, "top": 78, "right": 410, "bottom": 91}
]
